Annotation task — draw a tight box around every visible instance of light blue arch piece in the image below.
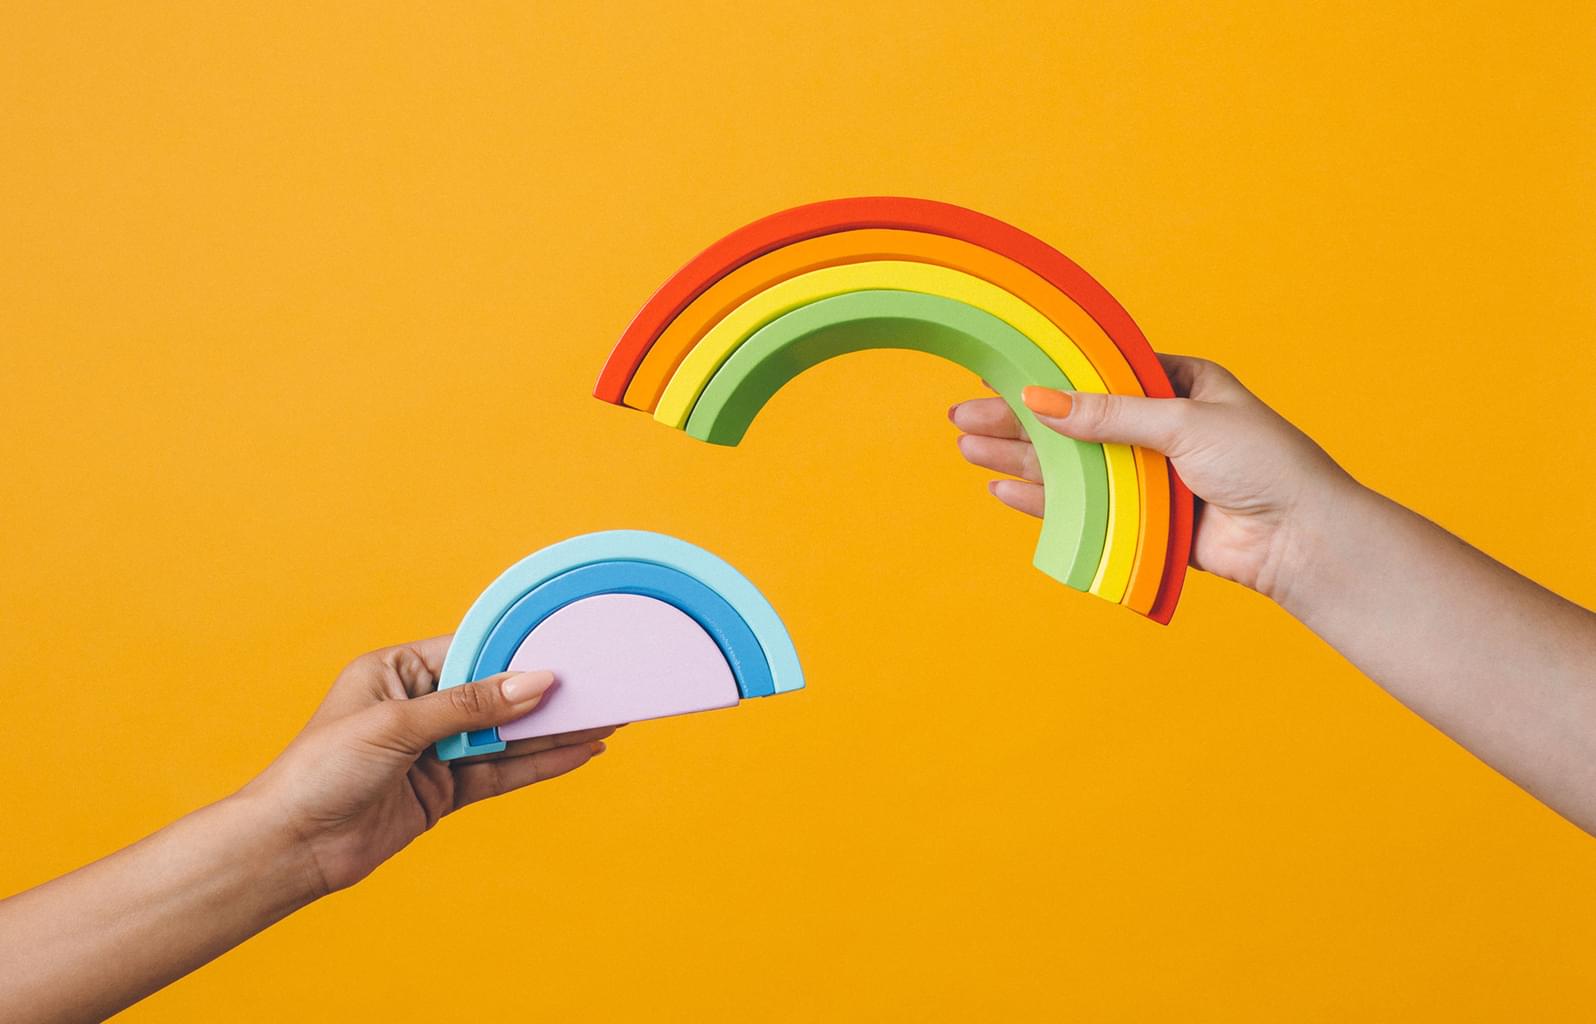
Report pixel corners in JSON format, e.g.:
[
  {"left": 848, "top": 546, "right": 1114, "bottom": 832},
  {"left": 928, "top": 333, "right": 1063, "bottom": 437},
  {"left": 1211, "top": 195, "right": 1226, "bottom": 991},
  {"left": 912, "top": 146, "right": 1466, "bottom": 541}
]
[{"left": 434, "top": 530, "right": 803, "bottom": 761}]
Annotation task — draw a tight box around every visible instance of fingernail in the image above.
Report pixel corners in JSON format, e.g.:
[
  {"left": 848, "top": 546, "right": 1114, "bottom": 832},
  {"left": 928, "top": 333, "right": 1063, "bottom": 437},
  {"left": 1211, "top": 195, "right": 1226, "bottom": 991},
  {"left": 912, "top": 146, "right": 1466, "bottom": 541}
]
[
  {"left": 947, "top": 403, "right": 961, "bottom": 423},
  {"left": 987, "top": 480, "right": 1002, "bottom": 496},
  {"left": 1022, "top": 386, "right": 1073, "bottom": 419},
  {"left": 588, "top": 740, "right": 607, "bottom": 756},
  {"left": 501, "top": 670, "right": 556, "bottom": 704}
]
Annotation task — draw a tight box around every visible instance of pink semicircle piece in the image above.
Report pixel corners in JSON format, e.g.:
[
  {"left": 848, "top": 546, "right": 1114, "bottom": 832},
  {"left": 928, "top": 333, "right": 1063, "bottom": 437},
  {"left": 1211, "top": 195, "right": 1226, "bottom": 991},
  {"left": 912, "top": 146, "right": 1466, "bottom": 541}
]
[{"left": 497, "top": 593, "right": 741, "bottom": 741}]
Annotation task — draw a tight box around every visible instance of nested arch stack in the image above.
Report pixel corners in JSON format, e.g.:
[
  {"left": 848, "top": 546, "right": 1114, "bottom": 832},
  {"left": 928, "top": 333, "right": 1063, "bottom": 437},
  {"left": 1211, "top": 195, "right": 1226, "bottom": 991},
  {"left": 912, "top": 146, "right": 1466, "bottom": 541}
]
[
  {"left": 435, "top": 530, "right": 803, "bottom": 761},
  {"left": 595, "top": 197, "right": 1193, "bottom": 624}
]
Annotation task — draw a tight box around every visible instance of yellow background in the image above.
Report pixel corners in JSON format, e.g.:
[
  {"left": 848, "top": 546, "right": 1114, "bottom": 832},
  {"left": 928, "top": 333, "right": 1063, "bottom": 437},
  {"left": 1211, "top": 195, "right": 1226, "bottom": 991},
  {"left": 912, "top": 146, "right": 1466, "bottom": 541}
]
[{"left": 3, "top": 3, "right": 1594, "bottom": 1020}]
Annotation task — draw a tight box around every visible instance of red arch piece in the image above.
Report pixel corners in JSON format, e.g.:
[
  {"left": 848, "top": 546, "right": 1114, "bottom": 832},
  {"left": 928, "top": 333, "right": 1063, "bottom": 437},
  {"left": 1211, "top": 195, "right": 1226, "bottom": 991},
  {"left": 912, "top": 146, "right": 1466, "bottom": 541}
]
[{"left": 595, "top": 197, "right": 1192, "bottom": 624}]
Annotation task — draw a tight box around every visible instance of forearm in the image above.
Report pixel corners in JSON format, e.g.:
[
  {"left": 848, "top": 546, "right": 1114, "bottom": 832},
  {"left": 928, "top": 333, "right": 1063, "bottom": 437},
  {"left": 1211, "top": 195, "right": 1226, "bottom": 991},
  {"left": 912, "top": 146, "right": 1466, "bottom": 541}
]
[
  {"left": 0, "top": 793, "right": 320, "bottom": 1024},
  {"left": 1272, "top": 477, "right": 1596, "bottom": 830}
]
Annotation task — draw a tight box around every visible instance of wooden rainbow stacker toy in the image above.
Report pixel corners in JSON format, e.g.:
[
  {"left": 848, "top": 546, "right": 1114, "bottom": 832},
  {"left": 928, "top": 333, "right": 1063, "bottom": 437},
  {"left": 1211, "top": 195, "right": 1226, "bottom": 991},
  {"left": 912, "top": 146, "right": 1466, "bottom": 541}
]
[
  {"left": 435, "top": 531, "right": 802, "bottom": 761},
  {"left": 594, "top": 197, "right": 1193, "bottom": 623}
]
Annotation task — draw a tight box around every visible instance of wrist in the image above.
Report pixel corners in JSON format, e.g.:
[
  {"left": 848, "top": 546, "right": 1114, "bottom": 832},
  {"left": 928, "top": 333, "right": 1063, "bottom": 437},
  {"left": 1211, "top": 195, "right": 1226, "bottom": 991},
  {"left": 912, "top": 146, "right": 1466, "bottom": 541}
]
[
  {"left": 1255, "top": 469, "right": 1372, "bottom": 615},
  {"left": 211, "top": 789, "right": 329, "bottom": 913}
]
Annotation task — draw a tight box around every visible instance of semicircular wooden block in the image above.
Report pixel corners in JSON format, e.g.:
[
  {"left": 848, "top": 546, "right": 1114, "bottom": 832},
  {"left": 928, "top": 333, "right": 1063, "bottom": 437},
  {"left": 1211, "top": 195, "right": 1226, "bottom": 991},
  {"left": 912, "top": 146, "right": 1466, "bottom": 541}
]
[
  {"left": 622, "top": 227, "right": 1171, "bottom": 616},
  {"left": 686, "top": 289, "right": 1109, "bottom": 593},
  {"left": 501, "top": 593, "right": 742, "bottom": 740},
  {"left": 594, "top": 197, "right": 1191, "bottom": 624},
  {"left": 655, "top": 260, "right": 1136, "bottom": 603}
]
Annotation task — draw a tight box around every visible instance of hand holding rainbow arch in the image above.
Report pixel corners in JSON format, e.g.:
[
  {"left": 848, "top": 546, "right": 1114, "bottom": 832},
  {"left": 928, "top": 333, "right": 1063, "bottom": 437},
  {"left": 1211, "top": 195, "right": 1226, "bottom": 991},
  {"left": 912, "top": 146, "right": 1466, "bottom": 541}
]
[{"left": 595, "top": 197, "right": 1195, "bottom": 623}]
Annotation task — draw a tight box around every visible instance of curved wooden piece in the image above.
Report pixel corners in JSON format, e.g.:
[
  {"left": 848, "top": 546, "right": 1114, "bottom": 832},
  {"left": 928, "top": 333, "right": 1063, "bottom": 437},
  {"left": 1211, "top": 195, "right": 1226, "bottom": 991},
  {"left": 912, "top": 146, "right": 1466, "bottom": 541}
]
[
  {"left": 655, "top": 260, "right": 1135, "bottom": 603},
  {"left": 686, "top": 290, "right": 1110, "bottom": 596}
]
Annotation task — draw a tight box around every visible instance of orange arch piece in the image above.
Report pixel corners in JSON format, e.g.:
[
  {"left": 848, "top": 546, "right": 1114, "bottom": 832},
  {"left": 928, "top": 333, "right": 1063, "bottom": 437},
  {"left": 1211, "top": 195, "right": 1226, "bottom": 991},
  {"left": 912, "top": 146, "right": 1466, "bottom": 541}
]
[{"left": 625, "top": 229, "right": 1170, "bottom": 617}]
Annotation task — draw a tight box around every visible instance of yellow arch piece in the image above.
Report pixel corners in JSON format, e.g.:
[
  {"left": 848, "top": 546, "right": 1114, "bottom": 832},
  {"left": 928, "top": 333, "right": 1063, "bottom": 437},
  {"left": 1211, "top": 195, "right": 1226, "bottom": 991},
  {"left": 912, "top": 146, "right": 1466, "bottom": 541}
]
[
  {"left": 654, "top": 260, "right": 1140, "bottom": 603},
  {"left": 627, "top": 228, "right": 1169, "bottom": 615}
]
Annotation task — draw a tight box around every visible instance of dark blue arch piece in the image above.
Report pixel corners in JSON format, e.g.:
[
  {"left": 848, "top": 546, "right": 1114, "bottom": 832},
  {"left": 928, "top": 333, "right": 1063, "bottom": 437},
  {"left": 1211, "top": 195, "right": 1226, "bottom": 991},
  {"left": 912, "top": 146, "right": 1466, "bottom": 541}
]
[{"left": 461, "top": 560, "right": 777, "bottom": 752}]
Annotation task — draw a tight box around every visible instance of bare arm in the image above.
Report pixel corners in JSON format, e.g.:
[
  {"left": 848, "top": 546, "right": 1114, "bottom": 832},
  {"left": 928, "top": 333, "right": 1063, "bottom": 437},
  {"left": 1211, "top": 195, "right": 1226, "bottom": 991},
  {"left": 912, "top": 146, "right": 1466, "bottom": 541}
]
[
  {"left": 0, "top": 638, "right": 612, "bottom": 1023},
  {"left": 1278, "top": 478, "right": 1596, "bottom": 823},
  {"left": 952, "top": 357, "right": 1596, "bottom": 832},
  {"left": 0, "top": 795, "right": 316, "bottom": 1023}
]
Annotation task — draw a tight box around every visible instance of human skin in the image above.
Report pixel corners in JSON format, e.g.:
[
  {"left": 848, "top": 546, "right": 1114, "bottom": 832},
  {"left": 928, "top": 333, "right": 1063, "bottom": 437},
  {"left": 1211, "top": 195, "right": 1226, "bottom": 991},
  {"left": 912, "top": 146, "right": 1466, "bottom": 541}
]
[
  {"left": 4, "top": 357, "right": 1592, "bottom": 1022},
  {"left": 952, "top": 354, "right": 1596, "bottom": 834},
  {"left": 0, "top": 637, "right": 614, "bottom": 1024}
]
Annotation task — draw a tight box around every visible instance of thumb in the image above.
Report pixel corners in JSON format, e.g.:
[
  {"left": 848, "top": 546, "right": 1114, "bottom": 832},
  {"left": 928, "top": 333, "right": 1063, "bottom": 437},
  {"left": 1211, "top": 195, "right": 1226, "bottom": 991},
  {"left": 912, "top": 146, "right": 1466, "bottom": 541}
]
[
  {"left": 1021, "top": 385, "right": 1199, "bottom": 455},
  {"left": 372, "top": 670, "right": 556, "bottom": 753}
]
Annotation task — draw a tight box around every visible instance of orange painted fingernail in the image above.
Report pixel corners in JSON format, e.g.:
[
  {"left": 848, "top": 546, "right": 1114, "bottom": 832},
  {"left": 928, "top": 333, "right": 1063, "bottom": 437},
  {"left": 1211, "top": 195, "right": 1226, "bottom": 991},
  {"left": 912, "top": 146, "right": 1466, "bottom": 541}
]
[
  {"left": 1022, "top": 386, "right": 1072, "bottom": 418},
  {"left": 588, "top": 740, "right": 606, "bottom": 756}
]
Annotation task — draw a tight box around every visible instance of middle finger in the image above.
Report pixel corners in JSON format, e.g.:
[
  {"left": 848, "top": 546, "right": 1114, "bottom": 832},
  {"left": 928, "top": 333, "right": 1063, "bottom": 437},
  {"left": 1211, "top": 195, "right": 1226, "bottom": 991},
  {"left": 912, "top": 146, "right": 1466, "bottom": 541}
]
[{"left": 957, "top": 434, "right": 1043, "bottom": 483}]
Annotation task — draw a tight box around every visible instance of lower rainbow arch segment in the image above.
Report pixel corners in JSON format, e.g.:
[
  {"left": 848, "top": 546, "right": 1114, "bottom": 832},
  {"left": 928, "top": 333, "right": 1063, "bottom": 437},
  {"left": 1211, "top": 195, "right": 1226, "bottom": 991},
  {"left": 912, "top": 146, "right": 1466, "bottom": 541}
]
[
  {"left": 594, "top": 197, "right": 1191, "bottom": 624},
  {"left": 685, "top": 289, "right": 1109, "bottom": 593},
  {"left": 434, "top": 530, "right": 802, "bottom": 761}
]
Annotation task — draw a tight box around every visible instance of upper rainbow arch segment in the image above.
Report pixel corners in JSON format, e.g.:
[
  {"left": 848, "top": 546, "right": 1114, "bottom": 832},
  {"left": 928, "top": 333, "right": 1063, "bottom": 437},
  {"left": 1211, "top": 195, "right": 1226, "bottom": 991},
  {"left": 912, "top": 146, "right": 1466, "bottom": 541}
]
[
  {"left": 434, "top": 530, "right": 802, "bottom": 761},
  {"left": 620, "top": 227, "right": 1173, "bottom": 618},
  {"left": 593, "top": 197, "right": 1192, "bottom": 624}
]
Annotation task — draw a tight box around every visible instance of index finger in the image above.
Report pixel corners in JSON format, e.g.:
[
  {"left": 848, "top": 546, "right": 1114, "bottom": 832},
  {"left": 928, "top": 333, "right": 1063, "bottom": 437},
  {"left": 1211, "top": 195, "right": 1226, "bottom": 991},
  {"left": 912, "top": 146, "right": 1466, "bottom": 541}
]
[{"left": 404, "top": 634, "right": 453, "bottom": 682}]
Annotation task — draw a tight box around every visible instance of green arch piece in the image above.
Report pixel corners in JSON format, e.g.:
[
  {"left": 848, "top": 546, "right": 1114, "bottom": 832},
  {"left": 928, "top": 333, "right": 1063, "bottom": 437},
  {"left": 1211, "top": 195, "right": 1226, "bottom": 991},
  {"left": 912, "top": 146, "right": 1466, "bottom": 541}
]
[{"left": 685, "top": 289, "right": 1108, "bottom": 591}]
